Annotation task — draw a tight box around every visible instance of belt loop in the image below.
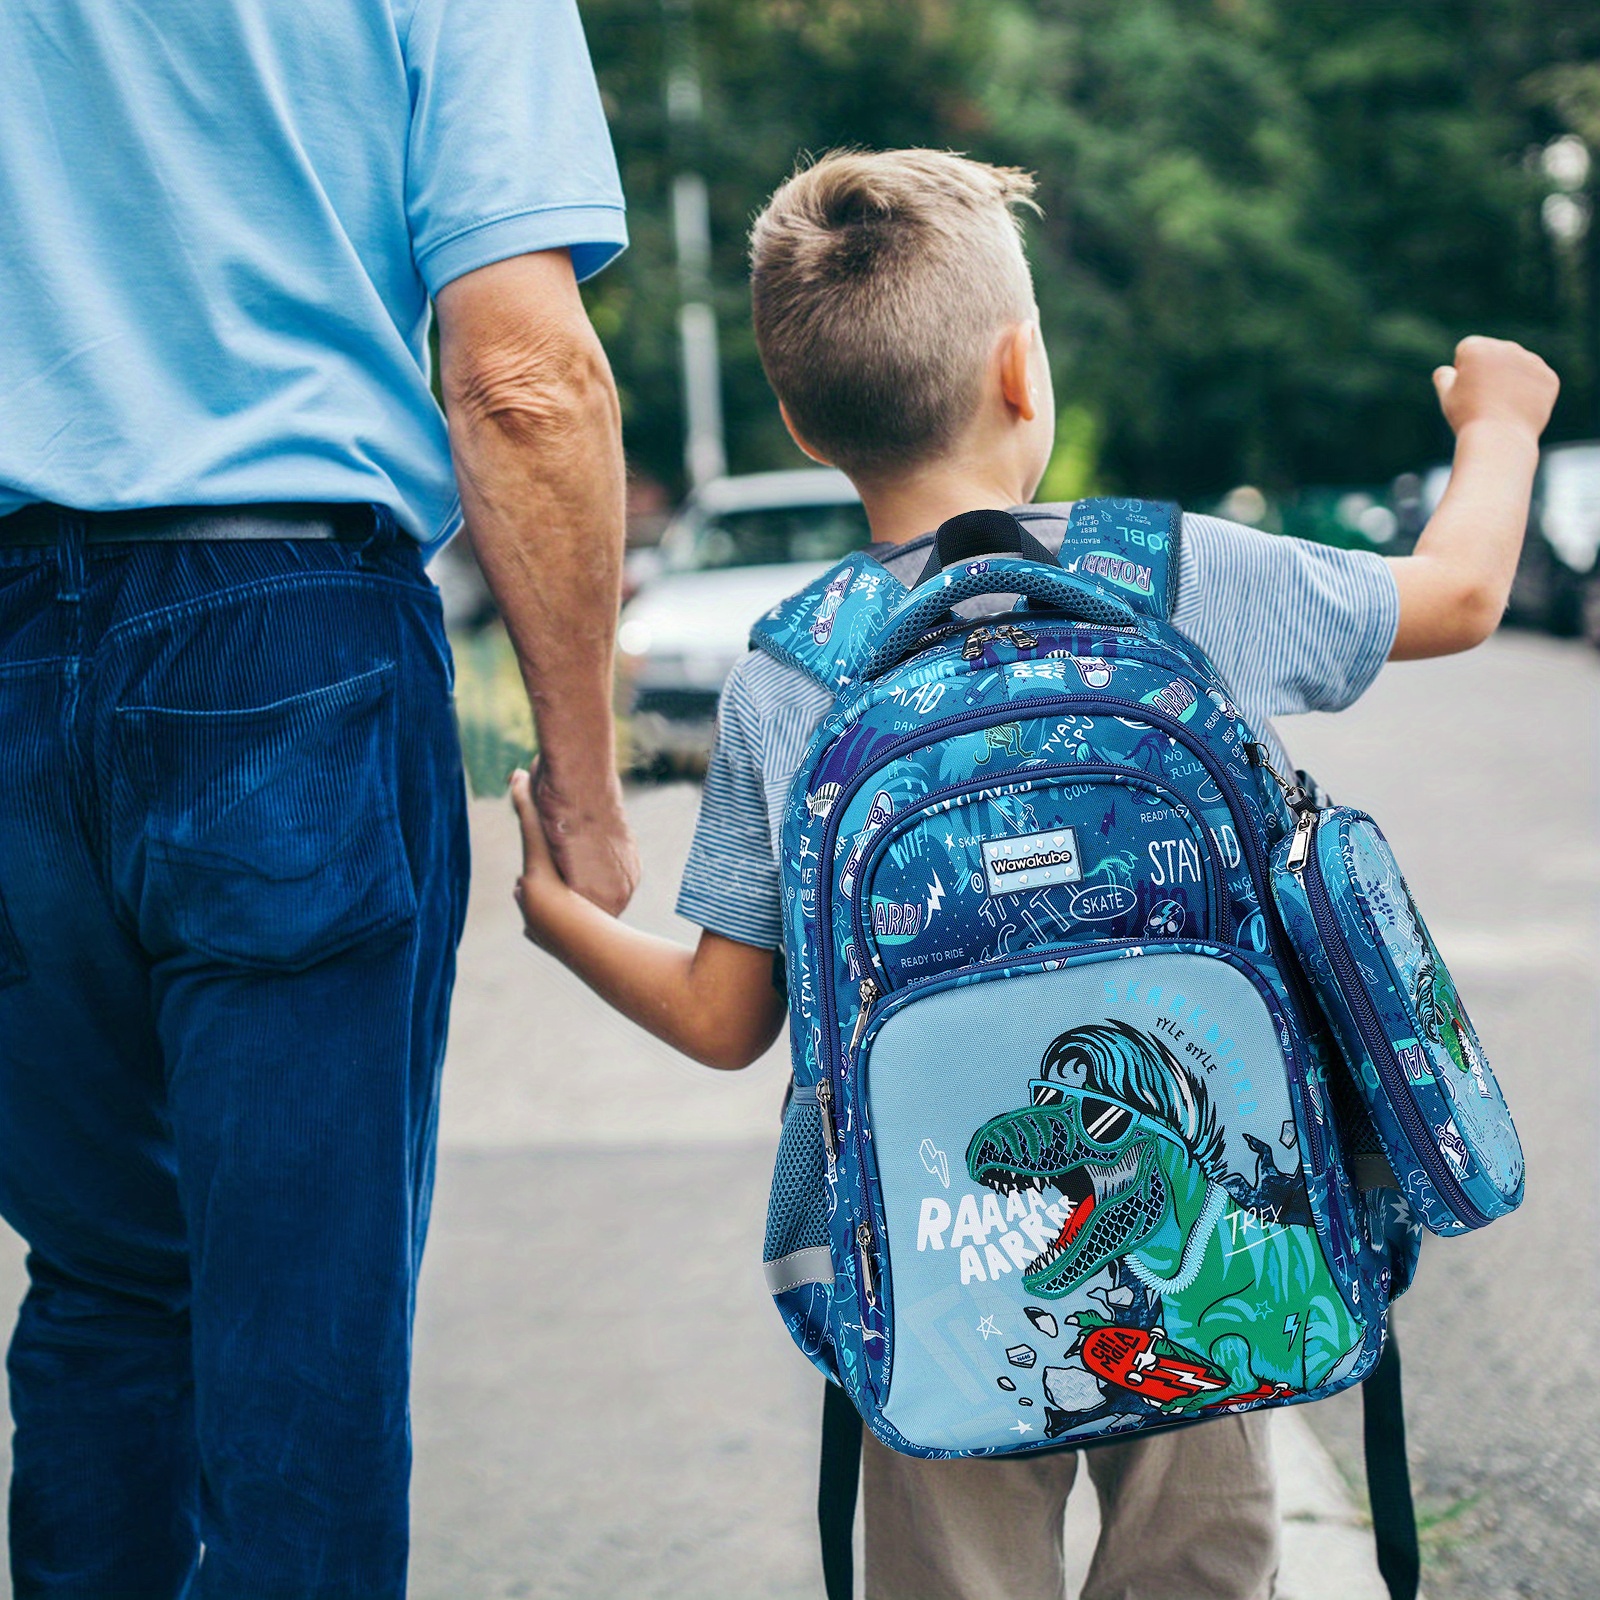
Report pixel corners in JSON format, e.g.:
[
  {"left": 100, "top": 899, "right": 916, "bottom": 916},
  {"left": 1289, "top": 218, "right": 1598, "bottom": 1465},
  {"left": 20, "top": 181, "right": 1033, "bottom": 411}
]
[
  {"left": 356, "top": 503, "right": 398, "bottom": 564},
  {"left": 55, "top": 510, "right": 87, "bottom": 601}
]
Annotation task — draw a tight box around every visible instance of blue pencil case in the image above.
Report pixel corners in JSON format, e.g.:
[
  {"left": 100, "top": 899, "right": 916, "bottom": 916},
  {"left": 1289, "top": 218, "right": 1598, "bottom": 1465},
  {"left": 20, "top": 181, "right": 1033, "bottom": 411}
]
[{"left": 1271, "top": 806, "right": 1525, "bottom": 1236}]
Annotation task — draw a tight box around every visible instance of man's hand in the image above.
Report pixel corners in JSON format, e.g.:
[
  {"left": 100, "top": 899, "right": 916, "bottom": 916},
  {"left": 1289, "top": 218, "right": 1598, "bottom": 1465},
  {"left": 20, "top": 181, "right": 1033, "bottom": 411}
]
[
  {"left": 437, "top": 249, "right": 640, "bottom": 916},
  {"left": 1433, "top": 335, "right": 1559, "bottom": 445},
  {"left": 530, "top": 760, "right": 639, "bottom": 918}
]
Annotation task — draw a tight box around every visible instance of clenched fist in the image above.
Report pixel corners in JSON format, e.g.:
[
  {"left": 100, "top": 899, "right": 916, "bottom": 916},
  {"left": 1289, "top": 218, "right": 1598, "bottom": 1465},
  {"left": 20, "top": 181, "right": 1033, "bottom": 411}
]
[{"left": 1433, "top": 335, "right": 1559, "bottom": 445}]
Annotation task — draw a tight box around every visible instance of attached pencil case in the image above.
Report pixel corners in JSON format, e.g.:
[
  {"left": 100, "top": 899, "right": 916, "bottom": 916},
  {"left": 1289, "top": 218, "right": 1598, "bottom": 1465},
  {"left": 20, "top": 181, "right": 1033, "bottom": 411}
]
[{"left": 1270, "top": 805, "right": 1525, "bottom": 1236}]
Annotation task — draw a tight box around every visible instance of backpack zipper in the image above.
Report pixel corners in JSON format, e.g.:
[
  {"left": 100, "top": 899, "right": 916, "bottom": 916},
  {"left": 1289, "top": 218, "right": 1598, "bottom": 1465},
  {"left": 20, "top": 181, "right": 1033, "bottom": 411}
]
[
  {"left": 847, "top": 763, "right": 1230, "bottom": 990},
  {"left": 814, "top": 1079, "right": 839, "bottom": 1163},
  {"left": 1289, "top": 809, "right": 1487, "bottom": 1228}
]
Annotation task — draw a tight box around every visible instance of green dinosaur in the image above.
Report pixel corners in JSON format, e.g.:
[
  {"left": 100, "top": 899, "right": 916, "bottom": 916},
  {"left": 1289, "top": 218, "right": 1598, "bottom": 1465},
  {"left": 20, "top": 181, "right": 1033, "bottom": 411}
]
[{"left": 965, "top": 1021, "right": 1363, "bottom": 1416}]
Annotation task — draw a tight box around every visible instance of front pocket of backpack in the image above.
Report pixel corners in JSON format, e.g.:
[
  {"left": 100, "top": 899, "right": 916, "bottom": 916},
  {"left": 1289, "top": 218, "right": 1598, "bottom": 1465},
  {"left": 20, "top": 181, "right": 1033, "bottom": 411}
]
[
  {"left": 853, "top": 769, "right": 1226, "bottom": 991},
  {"left": 856, "top": 946, "right": 1370, "bottom": 1454},
  {"left": 120, "top": 663, "right": 419, "bottom": 971}
]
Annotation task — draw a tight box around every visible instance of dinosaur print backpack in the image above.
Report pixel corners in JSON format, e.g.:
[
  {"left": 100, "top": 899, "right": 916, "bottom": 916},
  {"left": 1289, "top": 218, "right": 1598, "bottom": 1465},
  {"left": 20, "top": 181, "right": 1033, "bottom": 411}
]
[{"left": 751, "top": 501, "right": 1452, "bottom": 1600}]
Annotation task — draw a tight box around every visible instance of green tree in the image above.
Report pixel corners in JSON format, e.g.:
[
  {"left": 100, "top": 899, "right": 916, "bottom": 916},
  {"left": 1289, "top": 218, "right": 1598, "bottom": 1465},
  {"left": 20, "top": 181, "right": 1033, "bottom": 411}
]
[{"left": 582, "top": 0, "right": 1600, "bottom": 502}]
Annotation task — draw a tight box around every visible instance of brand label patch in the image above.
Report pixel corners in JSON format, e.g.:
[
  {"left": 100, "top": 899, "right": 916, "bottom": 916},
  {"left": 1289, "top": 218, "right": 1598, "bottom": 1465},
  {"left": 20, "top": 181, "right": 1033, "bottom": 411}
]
[{"left": 982, "top": 828, "right": 1082, "bottom": 896}]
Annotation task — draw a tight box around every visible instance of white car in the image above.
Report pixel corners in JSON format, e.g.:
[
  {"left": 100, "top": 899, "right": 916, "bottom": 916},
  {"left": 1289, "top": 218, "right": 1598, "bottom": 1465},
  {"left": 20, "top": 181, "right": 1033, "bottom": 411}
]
[{"left": 619, "top": 469, "right": 870, "bottom": 768}]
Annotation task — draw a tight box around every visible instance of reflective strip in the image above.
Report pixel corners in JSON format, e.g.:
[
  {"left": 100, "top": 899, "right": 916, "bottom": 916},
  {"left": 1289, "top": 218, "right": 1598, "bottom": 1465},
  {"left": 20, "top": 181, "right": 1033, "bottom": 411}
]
[{"left": 763, "top": 1246, "right": 835, "bottom": 1294}]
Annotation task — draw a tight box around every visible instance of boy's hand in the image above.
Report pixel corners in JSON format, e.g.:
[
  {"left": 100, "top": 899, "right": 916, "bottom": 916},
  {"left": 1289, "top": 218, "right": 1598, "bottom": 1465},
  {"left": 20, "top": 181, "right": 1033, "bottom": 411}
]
[
  {"left": 1433, "top": 335, "right": 1559, "bottom": 445},
  {"left": 511, "top": 766, "right": 576, "bottom": 949}
]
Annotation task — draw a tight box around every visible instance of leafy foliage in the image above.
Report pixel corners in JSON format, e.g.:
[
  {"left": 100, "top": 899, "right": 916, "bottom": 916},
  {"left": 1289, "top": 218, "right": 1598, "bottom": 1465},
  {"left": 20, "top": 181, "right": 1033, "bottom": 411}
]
[{"left": 581, "top": 0, "right": 1600, "bottom": 500}]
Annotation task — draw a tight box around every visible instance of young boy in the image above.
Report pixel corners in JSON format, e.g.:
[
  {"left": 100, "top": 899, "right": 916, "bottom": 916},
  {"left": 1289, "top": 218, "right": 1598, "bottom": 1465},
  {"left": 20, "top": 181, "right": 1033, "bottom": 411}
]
[{"left": 513, "top": 150, "right": 1557, "bottom": 1600}]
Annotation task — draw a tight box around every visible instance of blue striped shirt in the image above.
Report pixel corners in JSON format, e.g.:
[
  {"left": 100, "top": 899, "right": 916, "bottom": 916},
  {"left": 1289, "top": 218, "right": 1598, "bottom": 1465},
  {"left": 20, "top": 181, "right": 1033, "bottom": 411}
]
[{"left": 676, "top": 512, "right": 1399, "bottom": 949}]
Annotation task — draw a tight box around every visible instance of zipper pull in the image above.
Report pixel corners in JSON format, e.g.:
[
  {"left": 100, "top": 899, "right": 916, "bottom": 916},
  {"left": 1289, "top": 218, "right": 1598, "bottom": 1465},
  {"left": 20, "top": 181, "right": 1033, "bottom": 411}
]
[
  {"left": 815, "top": 1079, "right": 839, "bottom": 1163},
  {"left": 1286, "top": 807, "right": 1317, "bottom": 873},
  {"left": 856, "top": 1221, "right": 878, "bottom": 1306},
  {"left": 847, "top": 978, "right": 881, "bottom": 1056},
  {"left": 1249, "top": 741, "right": 1316, "bottom": 810}
]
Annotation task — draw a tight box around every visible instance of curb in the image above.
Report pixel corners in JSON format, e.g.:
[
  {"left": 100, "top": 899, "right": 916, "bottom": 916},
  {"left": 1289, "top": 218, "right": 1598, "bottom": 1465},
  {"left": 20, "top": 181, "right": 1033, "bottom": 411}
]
[{"left": 1273, "top": 1410, "right": 1389, "bottom": 1600}]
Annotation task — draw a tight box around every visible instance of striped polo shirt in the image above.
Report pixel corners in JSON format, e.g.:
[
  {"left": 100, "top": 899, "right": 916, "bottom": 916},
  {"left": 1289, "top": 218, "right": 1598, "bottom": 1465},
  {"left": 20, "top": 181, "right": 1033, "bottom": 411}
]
[{"left": 676, "top": 511, "right": 1399, "bottom": 951}]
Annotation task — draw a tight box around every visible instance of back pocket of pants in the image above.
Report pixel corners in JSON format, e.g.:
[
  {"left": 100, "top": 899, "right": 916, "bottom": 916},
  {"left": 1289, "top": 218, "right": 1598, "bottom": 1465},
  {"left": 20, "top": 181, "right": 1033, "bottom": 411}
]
[{"left": 120, "top": 663, "right": 418, "bottom": 971}]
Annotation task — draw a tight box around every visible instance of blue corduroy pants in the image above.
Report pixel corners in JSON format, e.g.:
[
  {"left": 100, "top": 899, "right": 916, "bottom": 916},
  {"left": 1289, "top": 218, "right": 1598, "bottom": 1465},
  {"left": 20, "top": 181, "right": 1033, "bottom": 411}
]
[{"left": 0, "top": 509, "right": 470, "bottom": 1597}]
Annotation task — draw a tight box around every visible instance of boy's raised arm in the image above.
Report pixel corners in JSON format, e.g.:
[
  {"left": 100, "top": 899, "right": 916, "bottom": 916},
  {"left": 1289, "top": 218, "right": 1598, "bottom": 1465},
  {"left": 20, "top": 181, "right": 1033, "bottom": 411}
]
[
  {"left": 1388, "top": 335, "right": 1559, "bottom": 659},
  {"left": 510, "top": 771, "right": 787, "bottom": 1072}
]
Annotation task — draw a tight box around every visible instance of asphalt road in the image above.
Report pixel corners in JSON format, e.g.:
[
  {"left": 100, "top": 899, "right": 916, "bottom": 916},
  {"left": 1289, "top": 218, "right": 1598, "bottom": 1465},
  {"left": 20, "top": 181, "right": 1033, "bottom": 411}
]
[
  {"left": 0, "top": 628, "right": 1588, "bottom": 1598},
  {"left": 1283, "top": 631, "right": 1600, "bottom": 1600}
]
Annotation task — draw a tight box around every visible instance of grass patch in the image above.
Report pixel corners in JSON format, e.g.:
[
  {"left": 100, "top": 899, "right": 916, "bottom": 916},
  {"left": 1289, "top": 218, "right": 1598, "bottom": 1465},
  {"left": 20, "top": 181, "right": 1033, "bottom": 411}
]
[
  {"left": 451, "top": 625, "right": 535, "bottom": 799},
  {"left": 449, "top": 623, "right": 639, "bottom": 797}
]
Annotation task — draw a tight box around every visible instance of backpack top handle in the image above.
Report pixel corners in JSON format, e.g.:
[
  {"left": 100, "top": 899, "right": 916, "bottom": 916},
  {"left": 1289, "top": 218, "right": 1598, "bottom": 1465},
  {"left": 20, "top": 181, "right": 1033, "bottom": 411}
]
[
  {"left": 914, "top": 506, "right": 1062, "bottom": 585},
  {"left": 864, "top": 510, "right": 1138, "bottom": 679}
]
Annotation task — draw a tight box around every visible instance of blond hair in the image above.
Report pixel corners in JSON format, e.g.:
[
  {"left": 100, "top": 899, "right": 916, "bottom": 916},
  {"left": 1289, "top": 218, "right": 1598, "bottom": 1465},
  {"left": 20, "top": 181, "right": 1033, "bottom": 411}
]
[{"left": 749, "top": 149, "right": 1039, "bottom": 477}]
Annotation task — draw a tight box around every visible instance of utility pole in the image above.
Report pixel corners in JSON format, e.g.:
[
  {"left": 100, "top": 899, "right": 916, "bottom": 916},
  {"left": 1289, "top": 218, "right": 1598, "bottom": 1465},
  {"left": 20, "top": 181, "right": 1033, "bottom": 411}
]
[{"left": 662, "top": 0, "right": 726, "bottom": 488}]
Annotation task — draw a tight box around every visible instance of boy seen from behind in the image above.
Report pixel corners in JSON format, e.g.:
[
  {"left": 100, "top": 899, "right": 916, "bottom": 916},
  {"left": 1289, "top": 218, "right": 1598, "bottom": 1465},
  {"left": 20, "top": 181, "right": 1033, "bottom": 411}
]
[{"left": 513, "top": 151, "right": 1556, "bottom": 1600}]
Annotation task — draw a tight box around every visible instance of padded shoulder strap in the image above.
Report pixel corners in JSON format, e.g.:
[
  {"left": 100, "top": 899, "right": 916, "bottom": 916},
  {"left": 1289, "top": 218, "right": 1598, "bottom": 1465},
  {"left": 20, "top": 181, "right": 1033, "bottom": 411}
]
[
  {"left": 1015, "top": 498, "right": 1182, "bottom": 623},
  {"left": 747, "top": 553, "right": 911, "bottom": 694}
]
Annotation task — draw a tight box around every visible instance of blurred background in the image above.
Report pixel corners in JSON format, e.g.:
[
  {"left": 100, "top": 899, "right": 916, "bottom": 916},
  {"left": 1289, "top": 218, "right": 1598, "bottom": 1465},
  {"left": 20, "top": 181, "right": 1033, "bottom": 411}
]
[{"left": 441, "top": 0, "right": 1600, "bottom": 786}]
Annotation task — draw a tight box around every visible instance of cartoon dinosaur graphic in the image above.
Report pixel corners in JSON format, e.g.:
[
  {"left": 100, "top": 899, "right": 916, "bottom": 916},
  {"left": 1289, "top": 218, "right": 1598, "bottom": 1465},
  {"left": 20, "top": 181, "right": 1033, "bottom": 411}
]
[
  {"left": 965, "top": 1021, "right": 1361, "bottom": 1418},
  {"left": 973, "top": 723, "right": 1029, "bottom": 765}
]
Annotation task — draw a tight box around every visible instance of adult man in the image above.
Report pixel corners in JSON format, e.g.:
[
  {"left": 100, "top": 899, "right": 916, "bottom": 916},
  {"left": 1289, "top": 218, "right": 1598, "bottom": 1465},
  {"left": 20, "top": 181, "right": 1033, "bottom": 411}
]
[{"left": 0, "top": 2, "right": 635, "bottom": 1593}]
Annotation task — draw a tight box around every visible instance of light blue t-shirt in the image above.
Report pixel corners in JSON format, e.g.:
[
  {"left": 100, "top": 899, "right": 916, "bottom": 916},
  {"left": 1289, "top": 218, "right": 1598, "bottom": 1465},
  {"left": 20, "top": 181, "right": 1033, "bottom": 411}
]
[{"left": 0, "top": 0, "right": 626, "bottom": 545}]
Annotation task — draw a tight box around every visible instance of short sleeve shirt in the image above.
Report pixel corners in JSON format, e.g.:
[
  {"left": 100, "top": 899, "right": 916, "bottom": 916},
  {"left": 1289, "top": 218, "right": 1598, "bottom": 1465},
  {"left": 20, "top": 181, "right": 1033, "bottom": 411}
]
[
  {"left": 676, "top": 513, "right": 1400, "bottom": 950},
  {"left": 0, "top": 0, "right": 626, "bottom": 546}
]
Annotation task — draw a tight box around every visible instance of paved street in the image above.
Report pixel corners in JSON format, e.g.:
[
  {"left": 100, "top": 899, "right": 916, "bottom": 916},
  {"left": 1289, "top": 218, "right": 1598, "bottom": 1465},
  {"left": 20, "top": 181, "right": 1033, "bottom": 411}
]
[
  {"left": 1275, "top": 631, "right": 1600, "bottom": 1600},
  {"left": 0, "top": 629, "right": 1589, "bottom": 1597}
]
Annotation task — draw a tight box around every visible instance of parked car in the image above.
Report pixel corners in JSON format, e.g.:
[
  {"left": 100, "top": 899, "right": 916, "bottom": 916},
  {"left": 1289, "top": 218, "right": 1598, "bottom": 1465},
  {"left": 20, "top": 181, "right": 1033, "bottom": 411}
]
[
  {"left": 1531, "top": 441, "right": 1600, "bottom": 642},
  {"left": 618, "top": 468, "right": 870, "bottom": 770}
]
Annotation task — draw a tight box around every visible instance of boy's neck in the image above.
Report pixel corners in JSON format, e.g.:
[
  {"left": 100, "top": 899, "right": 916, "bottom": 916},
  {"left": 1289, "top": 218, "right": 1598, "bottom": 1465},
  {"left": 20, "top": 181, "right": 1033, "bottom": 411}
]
[{"left": 854, "top": 459, "right": 1034, "bottom": 547}]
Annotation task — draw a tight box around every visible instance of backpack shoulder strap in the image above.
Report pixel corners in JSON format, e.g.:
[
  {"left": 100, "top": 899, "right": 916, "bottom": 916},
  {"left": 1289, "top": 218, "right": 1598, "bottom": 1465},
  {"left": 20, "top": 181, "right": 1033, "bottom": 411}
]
[
  {"left": 1364, "top": 1331, "right": 1420, "bottom": 1600},
  {"left": 1014, "top": 498, "right": 1182, "bottom": 623},
  {"left": 747, "top": 553, "right": 912, "bottom": 694}
]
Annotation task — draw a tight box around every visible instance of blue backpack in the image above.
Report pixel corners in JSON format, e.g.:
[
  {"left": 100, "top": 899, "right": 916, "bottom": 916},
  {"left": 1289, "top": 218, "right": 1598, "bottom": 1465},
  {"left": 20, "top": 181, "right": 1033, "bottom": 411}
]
[{"left": 751, "top": 501, "right": 1523, "bottom": 1600}]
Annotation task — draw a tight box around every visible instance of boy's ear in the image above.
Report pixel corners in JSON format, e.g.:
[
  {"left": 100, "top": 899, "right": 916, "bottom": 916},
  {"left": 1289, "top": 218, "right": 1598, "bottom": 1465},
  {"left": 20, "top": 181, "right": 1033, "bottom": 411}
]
[
  {"left": 998, "top": 321, "right": 1040, "bottom": 423},
  {"left": 778, "top": 401, "right": 835, "bottom": 467}
]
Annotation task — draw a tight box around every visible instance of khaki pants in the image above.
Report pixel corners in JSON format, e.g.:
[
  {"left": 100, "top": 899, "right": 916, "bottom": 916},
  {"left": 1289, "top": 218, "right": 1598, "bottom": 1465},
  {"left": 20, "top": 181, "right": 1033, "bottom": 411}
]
[{"left": 862, "top": 1414, "right": 1278, "bottom": 1600}]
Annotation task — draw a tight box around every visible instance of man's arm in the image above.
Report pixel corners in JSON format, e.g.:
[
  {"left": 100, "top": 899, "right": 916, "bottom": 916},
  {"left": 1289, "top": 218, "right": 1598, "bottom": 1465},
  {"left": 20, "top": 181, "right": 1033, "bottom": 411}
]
[
  {"left": 436, "top": 249, "right": 639, "bottom": 914},
  {"left": 1388, "top": 336, "right": 1559, "bottom": 660},
  {"left": 511, "top": 771, "right": 787, "bottom": 1071}
]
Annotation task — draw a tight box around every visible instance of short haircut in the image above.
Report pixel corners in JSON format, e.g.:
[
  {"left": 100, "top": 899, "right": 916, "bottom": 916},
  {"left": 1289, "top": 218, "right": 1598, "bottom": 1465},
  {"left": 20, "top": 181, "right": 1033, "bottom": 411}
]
[{"left": 749, "top": 149, "right": 1039, "bottom": 478}]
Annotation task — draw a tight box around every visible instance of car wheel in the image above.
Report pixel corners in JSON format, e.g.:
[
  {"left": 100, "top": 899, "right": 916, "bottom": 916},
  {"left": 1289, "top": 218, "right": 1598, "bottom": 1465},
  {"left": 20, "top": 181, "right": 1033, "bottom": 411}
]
[{"left": 1507, "top": 535, "right": 1581, "bottom": 635}]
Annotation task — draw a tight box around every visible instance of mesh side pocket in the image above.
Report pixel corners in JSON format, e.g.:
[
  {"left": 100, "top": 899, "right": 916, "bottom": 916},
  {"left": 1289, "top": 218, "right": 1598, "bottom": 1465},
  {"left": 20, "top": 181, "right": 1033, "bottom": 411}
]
[
  {"left": 1324, "top": 1038, "right": 1395, "bottom": 1188},
  {"left": 764, "top": 1099, "right": 831, "bottom": 1264}
]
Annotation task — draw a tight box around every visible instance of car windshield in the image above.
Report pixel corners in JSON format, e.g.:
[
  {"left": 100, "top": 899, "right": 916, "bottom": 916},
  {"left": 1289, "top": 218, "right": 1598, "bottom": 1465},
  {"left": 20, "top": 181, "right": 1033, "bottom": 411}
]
[{"left": 672, "top": 501, "right": 872, "bottom": 571}]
